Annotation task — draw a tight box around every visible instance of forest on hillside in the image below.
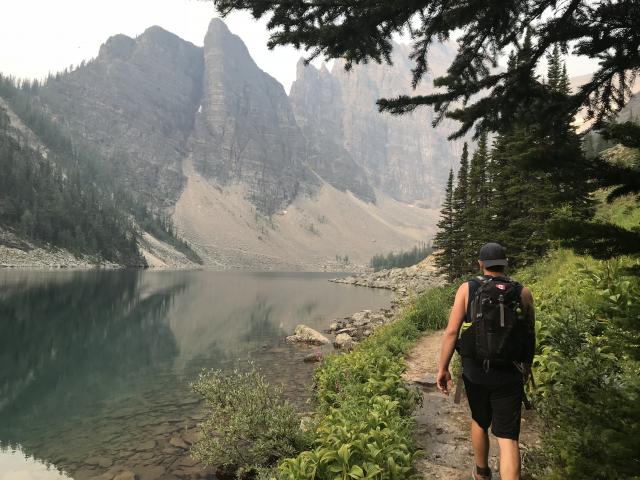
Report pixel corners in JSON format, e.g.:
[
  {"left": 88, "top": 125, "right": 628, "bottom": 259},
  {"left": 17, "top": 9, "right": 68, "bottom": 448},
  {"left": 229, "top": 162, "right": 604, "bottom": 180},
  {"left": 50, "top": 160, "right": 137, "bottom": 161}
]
[
  {"left": 0, "top": 107, "right": 143, "bottom": 265},
  {"left": 0, "top": 75, "right": 201, "bottom": 265}
]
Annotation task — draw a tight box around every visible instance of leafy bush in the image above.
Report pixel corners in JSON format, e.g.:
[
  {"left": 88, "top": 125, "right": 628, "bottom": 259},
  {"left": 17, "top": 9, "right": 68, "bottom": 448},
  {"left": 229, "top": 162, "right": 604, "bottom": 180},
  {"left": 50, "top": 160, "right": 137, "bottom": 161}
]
[
  {"left": 277, "top": 395, "right": 419, "bottom": 480},
  {"left": 518, "top": 252, "right": 640, "bottom": 480},
  {"left": 313, "top": 320, "right": 421, "bottom": 416},
  {"left": 192, "top": 365, "right": 308, "bottom": 478}
]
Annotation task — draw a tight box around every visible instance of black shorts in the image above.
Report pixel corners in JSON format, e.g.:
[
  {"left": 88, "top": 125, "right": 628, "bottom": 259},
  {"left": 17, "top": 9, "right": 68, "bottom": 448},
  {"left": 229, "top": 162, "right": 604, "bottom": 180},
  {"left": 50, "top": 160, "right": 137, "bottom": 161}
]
[{"left": 462, "top": 374, "right": 523, "bottom": 440}]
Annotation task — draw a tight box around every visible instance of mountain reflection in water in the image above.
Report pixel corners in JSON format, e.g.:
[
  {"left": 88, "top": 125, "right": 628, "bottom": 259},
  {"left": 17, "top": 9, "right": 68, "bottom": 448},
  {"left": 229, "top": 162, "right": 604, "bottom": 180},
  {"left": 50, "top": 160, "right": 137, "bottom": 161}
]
[{"left": 0, "top": 270, "right": 392, "bottom": 479}]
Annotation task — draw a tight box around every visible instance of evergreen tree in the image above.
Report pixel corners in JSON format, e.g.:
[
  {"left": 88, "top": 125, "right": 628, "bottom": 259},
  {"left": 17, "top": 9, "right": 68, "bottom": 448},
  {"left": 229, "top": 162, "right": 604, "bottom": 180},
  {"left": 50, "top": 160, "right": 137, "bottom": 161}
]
[
  {"left": 464, "top": 132, "right": 491, "bottom": 270},
  {"left": 546, "top": 44, "right": 563, "bottom": 92},
  {"left": 559, "top": 63, "right": 571, "bottom": 96},
  {"left": 485, "top": 45, "right": 593, "bottom": 267},
  {"left": 550, "top": 122, "right": 640, "bottom": 258},
  {"left": 433, "top": 169, "right": 456, "bottom": 279},
  {"left": 451, "top": 143, "right": 470, "bottom": 278},
  {"left": 488, "top": 131, "right": 558, "bottom": 266}
]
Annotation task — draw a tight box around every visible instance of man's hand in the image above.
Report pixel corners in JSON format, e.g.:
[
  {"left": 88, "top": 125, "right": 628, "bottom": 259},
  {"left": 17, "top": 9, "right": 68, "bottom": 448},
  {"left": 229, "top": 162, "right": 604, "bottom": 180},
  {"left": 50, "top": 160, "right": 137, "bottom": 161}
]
[{"left": 436, "top": 369, "right": 452, "bottom": 395}]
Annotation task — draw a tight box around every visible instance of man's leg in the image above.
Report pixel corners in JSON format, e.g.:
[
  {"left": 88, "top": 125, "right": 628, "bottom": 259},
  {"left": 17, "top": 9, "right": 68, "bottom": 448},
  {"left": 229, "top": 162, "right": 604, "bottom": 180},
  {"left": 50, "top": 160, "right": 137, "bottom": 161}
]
[
  {"left": 490, "top": 381, "right": 524, "bottom": 480},
  {"left": 496, "top": 437, "right": 520, "bottom": 480},
  {"left": 471, "top": 420, "right": 490, "bottom": 469},
  {"left": 463, "top": 375, "right": 493, "bottom": 478}
]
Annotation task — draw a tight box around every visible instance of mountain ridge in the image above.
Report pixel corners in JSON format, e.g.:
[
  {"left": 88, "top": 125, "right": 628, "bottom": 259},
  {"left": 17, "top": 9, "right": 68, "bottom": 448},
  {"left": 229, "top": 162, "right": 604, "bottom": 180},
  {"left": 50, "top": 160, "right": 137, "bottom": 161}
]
[{"left": 0, "top": 18, "right": 460, "bottom": 269}]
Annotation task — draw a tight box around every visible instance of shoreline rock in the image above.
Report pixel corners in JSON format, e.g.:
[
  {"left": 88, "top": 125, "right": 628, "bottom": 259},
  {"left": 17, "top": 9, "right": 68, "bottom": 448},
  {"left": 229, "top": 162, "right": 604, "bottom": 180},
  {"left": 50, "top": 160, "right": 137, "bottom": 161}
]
[
  {"left": 286, "top": 324, "right": 330, "bottom": 345},
  {"left": 330, "top": 254, "right": 445, "bottom": 297},
  {"left": 316, "top": 255, "right": 445, "bottom": 352}
]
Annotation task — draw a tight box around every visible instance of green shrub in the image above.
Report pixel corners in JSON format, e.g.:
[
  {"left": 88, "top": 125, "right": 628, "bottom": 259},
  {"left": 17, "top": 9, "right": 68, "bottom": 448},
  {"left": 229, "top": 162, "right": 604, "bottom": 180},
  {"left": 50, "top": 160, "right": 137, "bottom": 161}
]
[
  {"left": 191, "top": 364, "right": 308, "bottom": 478},
  {"left": 313, "top": 321, "right": 421, "bottom": 416},
  {"left": 277, "top": 395, "right": 419, "bottom": 480},
  {"left": 518, "top": 252, "right": 640, "bottom": 480}
]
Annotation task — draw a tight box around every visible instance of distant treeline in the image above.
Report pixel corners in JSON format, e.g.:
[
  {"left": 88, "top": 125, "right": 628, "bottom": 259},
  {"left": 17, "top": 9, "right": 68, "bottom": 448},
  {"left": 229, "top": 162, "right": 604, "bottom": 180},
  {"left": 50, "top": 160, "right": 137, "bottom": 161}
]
[
  {"left": 0, "top": 74, "right": 201, "bottom": 265},
  {"left": 369, "top": 243, "right": 433, "bottom": 271}
]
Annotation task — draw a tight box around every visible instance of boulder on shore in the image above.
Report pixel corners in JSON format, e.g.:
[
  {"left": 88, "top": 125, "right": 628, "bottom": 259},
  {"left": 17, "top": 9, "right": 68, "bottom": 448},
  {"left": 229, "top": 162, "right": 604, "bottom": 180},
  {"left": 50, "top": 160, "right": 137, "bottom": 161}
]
[
  {"left": 351, "top": 310, "right": 371, "bottom": 326},
  {"left": 334, "top": 333, "right": 356, "bottom": 351},
  {"left": 286, "top": 324, "right": 330, "bottom": 345}
]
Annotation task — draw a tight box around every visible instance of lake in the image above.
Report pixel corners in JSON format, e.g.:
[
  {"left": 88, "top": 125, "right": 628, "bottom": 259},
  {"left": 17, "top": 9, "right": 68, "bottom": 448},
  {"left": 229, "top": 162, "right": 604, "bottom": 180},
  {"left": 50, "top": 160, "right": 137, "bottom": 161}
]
[{"left": 0, "top": 270, "right": 392, "bottom": 480}]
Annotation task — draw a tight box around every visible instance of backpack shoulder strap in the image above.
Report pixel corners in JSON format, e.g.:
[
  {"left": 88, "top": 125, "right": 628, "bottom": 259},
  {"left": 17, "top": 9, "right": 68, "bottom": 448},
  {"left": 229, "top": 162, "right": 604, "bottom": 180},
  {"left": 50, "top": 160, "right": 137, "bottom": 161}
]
[
  {"left": 507, "top": 278, "right": 524, "bottom": 304},
  {"left": 467, "top": 276, "right": 488, "bottom": 323}
]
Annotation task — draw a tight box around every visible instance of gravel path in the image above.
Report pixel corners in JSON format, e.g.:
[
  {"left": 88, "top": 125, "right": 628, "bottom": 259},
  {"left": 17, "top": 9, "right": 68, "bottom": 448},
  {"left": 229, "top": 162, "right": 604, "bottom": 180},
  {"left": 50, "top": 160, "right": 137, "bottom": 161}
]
[{"left": 404, "top": 330, "right": 539, "bottom": 480}]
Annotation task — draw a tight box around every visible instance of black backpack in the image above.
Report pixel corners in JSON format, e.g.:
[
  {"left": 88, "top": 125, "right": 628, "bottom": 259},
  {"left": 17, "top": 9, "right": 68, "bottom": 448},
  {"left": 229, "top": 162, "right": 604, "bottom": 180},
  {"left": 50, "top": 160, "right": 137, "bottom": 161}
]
[{"left": 457, "top": 276, "right": 528, "bottom": 368}]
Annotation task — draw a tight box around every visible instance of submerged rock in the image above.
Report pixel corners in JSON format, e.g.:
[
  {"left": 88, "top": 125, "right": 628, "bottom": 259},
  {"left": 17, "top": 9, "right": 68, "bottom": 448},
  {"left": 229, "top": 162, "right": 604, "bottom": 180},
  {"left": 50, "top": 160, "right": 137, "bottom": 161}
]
[
  {"left": 86, "top": 457, "right": 113, "bottom": 468},
  {"left": 113, "top": 472, "right": 137, "bottom": 480},
  {"left": 169, "top": 435, "right": 189, "bottom": 449},
  {"left": 134, "top": 465, "right": 165, "bottom": 480},
  {"left": 303, "top": 351, "right": 323, "bottom": 363},
  {"left": 89, "top": 473, "right": 115, "bottom": 480},
  {"left": 286, "top": 324, "right": 330, "bottom": 345},
  {"left": 136, "top": 440, "right": 156, "bottom": 451},
  {"left": 181, "top": 430, "right": 201, "bottom": 445}
]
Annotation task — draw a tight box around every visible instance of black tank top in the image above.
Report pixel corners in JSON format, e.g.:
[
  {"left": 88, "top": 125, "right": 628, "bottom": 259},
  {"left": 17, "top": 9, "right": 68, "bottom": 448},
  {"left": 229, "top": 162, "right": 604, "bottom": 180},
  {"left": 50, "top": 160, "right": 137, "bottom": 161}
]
[{"left": 461, "top": 276, "right": 522, "bottom": 385}]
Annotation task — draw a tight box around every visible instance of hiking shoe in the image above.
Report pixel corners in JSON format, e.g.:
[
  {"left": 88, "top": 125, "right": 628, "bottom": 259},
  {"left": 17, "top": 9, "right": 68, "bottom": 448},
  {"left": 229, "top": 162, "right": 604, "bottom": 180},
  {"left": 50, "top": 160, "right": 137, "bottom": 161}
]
[{"left": 472, "top": 466, "right": 492, "bottom": 480}]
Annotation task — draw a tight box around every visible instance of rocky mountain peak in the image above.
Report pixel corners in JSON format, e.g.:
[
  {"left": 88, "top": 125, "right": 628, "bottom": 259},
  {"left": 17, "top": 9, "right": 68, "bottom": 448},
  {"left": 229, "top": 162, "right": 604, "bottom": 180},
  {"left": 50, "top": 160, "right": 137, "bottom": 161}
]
[
  {"left": 203, "top": 17, "right": 266, "bottom": 83},
  {"left": 188, "top": 18, "right": 316, "bottom": 214},
  {"left": 39, "top": 26, "right": 204, "bottom": 208},
  {"left": 139, "top": 25, "right": 178, "bottom": 41},
  {"left": 98, "top": 34, "right": 136, "bottom": 60}
]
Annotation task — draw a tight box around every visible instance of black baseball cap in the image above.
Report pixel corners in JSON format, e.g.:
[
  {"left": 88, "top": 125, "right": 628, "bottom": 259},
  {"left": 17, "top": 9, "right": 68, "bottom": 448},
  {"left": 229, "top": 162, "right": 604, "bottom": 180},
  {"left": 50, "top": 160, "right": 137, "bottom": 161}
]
[{"left": 478, "top": 242, "right": 508, "bottom": 267}]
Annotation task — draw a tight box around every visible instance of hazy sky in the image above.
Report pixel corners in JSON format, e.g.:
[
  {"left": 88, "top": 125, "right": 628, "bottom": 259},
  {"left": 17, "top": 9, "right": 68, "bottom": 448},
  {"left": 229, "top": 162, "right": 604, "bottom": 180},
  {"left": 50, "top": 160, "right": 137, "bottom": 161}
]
[
  {"left": 1, "top": 0, "right": 599, "bottom": 92},
  {"left": 0, "top": 0, "right": 309, "bottom": 90}
]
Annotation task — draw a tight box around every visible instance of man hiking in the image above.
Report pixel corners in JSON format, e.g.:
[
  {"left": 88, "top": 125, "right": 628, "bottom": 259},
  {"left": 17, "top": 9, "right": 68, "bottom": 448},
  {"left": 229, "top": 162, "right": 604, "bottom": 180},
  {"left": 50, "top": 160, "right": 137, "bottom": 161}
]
[{"left": 436, "top": 242, "right": 535, "bottom": 480}]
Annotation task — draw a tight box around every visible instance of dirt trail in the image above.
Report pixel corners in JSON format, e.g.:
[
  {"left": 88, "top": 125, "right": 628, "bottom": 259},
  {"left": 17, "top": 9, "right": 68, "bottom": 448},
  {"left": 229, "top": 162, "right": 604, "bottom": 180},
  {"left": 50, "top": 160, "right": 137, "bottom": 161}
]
[{"left": 404, "top": 330, "right": 539, "bottom": 480}]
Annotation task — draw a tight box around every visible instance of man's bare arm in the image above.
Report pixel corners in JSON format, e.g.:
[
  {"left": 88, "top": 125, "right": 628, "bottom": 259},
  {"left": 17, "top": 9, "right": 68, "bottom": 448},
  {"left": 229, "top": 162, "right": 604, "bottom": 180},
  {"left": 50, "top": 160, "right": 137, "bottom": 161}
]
[{"left": 436, "top": 283, "right": 467, "bottom": 394}]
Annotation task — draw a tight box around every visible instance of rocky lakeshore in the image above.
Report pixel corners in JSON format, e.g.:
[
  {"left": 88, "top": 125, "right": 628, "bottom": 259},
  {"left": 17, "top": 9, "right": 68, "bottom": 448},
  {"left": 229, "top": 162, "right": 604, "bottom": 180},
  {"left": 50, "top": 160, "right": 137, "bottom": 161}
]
[
  {"left": 288, "top": 255, "right": 445, "bottom": 355},
  {"left": 0, "top": 230, "right": 120, "bottom": 269},
  {"left": 330, "top": 254, "right": 446, "bottom": 297},
  {"left": 0, "top": 228, "right": 200, "bottom": 270},
  {"left": 285, "top": 306, "right": 398, "bottom": 356}
]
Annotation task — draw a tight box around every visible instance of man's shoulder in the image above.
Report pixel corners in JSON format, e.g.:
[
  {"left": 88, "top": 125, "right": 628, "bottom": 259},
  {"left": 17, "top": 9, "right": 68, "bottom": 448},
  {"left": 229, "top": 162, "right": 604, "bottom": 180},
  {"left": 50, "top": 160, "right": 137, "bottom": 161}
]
[
  {"left": 520, "top": 285, "right": 533, "bottom": 301},
  {"left": 455, "top": 281, "right": 471, "bottom": 299}
]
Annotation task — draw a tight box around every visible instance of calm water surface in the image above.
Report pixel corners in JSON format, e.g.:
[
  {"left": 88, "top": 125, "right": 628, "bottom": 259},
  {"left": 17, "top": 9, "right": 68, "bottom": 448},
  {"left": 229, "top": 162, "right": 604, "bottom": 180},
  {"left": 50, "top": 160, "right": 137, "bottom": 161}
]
[{"left": 0, "top": 270, "right": 392, "bottom": 479}]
